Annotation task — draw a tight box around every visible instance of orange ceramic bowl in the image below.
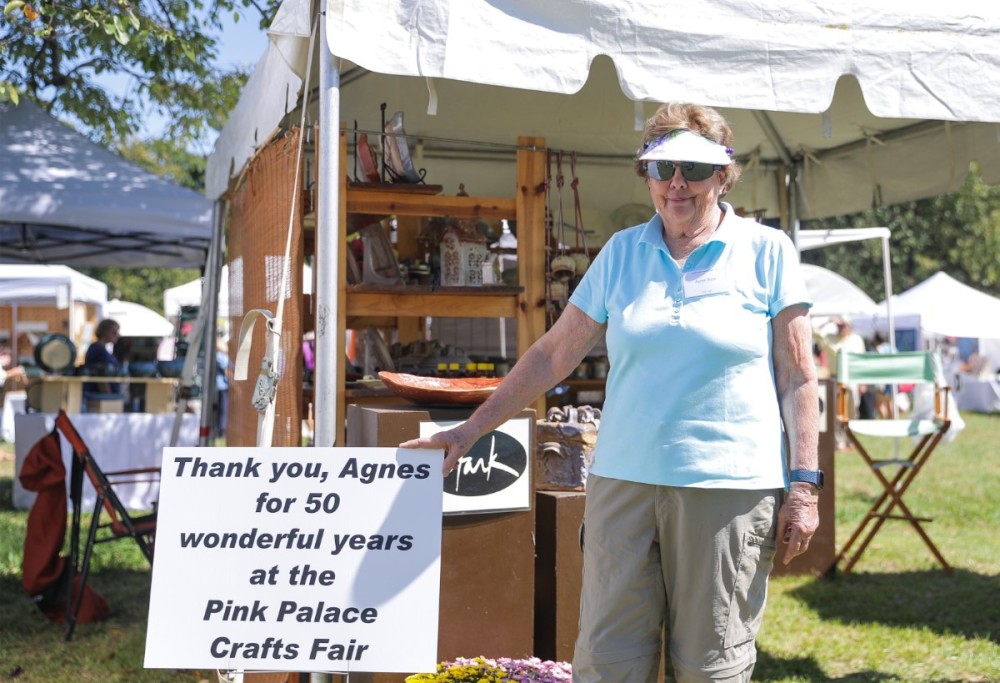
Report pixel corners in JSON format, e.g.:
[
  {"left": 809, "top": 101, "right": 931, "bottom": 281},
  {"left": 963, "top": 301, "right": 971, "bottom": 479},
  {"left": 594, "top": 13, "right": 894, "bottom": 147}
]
[{"left": 377, "top": 371, "right": 504, "bottom": 405}]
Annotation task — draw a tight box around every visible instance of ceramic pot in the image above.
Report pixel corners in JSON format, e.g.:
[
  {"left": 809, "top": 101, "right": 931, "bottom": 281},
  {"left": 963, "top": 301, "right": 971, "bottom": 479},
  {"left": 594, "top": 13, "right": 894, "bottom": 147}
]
[{"left": 550, "top": 254, "right": 576, "bottom": 282}]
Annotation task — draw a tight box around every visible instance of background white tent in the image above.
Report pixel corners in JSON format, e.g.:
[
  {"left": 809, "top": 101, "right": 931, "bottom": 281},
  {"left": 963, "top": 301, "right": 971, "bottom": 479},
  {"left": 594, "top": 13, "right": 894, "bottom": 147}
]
[
  {"left": 801, "top": 264, "right": 879, "bottom": 320},
  {"left": 103, "top": 299, "right": 174, "bottom": 338},
  {"left": 164, "top": 267, "right": 231, "bottom": 320},
  {"left": 0, "top": 264, "right": 107, "bottom": 308},
  {"left": 0, "top": 264, "right": 108, "bottom": 360},
  {"left": 208, "top": 0, "right": 1000, "bottom": 444},
  {"left": 0, "top": 99, "right": 214, "bottom": 268},
  {"left": 162, "top": 264, "right": 313, "bottom": 319},
  {"left": 851, "top": 272, "right": 1000, "bottom": 415},
  {"left": 854, "top": 272, "right": 1000, "bottom": 342}
]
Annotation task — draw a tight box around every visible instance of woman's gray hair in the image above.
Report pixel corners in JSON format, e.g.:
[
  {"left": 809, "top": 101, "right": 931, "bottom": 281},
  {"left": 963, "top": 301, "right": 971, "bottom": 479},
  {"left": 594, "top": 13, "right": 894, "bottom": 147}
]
[{"left": 633, "top": 102, "right": 742, "bottom": 194}]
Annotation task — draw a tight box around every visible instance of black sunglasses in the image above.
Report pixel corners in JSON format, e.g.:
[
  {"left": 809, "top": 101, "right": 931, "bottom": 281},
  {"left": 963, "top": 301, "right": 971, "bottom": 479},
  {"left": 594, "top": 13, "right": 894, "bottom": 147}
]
[{"left": 646, "top": 160, "right": 720, "bottom": 182}]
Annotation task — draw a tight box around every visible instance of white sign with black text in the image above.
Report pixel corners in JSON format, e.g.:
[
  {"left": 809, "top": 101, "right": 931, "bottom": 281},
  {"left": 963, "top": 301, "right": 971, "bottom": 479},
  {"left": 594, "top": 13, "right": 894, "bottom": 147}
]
[
  {"left": 420, "top": 417, "right": 532, "bottom": 515},
  {"left": 144, "top": 447, "right": 443, "bottom": 674}
]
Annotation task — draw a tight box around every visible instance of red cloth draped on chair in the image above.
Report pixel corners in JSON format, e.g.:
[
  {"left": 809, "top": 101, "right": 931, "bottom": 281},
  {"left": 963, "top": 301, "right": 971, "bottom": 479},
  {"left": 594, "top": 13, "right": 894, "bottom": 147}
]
[{"left": 19, "top": 427, "right": 109, "bottom": 625}]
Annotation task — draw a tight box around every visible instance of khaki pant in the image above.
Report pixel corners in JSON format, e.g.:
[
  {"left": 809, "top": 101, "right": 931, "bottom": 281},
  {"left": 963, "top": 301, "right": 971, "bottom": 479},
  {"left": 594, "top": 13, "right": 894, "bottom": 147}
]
[{"left": 574, "top": 476, "right": 780, "bottom": 683}]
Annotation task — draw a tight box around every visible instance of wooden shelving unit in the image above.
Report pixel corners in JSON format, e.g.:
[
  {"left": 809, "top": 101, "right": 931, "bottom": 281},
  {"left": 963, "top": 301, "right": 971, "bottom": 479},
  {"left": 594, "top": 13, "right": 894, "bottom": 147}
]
[{"left": 329, "top": 130, "right": 548, "bottom": 443}]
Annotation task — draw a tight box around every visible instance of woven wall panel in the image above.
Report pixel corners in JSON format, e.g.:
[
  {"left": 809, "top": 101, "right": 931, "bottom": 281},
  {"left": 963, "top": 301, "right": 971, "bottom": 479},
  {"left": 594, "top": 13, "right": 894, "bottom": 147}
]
[{"left": 226, "top": 129, "right": 305, "bottom": 447}]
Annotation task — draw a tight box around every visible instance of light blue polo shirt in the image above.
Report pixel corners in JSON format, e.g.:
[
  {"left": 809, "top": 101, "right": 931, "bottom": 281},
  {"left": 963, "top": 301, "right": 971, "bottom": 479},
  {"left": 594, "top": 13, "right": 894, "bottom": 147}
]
[{"left": 569, "top": 203, "right": 811, "bottom": 489}]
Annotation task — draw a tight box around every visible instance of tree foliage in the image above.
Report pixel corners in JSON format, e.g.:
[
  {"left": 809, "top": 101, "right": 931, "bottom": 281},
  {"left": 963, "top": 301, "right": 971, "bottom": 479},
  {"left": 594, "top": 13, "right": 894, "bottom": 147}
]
[
  {"left": 801, "top": 164, "right": 1000, "bottom": 300},
  {"left": 82, "top": 266, "right": 195, "bottom": 315},
  {"left": 1, "top": 1, "right": 273, "bottom": 305},
  {"left": 0, "top": 0, "right": 279, "bottom": 147}
]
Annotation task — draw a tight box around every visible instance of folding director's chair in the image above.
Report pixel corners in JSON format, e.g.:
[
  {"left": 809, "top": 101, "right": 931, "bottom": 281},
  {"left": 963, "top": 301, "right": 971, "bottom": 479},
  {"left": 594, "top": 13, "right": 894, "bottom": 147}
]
[
  {"left": 55, "top": 410, "right": 159, "bottom": 639},
  {"left": 833, "top": 351, "right": 952, "bottom": 574}
]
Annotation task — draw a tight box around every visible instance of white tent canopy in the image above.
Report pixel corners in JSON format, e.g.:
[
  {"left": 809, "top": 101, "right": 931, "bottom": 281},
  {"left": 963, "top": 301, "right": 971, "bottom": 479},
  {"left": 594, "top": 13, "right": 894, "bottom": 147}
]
[
  {"left": 0, "top": 99, "right": 214, "bottom": 268},
  {"left": 801, "top": 264, "right": 879, "bottom": 319},
  {"left": 163, "top": 279, "right": 210, "bottom": 318},
  {"left": 208, "top": 0, "right": 1000, "bottom": 230},
  {"left": 0, "top": 264, "right": 108, "bottom": 361},
  {"left": 0, "top": 264, "right": 107, "bottom": 307},
  {"left": 164, "top": 267, "right": 231, "bottom": 319},
  {"left": 163, "top": 264, "right": 313, "bottom": 319},
  {"left": 856, "top": 272, "right": 1000, "bottom": 341},
  {"left": 104, "top": 299, "right": 174, "bottom": 338}
]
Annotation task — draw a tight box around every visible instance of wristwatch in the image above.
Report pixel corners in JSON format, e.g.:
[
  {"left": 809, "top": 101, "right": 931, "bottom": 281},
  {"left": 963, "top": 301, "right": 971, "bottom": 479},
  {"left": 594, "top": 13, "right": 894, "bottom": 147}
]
[{"left": 790, "top": 469, "right": 824, "bottom": 490}]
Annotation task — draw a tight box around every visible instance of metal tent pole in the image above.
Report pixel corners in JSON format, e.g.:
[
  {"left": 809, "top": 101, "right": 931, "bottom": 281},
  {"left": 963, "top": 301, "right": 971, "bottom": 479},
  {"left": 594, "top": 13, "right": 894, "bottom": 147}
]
[
  {"left": 199, "top": 202, "right": 225, "bottom": 445},
  {"left": 314, "top": 0, "right": 341, "bottom": 449}
]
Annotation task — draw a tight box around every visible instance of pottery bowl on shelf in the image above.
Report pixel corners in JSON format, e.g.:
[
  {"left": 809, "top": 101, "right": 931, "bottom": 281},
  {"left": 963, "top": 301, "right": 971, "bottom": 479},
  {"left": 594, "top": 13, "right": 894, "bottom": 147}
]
[
  {"left": 80, "top": 363, "right": 123, "bottom": 377},
  {"left": 157, "top": 359, "right": 186, "bottom": 378},
  {"left": 377, "top": 371, "right": 504, "bottom": 405},
  {"left": 129, "top": 361, "right": 159, "bottom": 378}
]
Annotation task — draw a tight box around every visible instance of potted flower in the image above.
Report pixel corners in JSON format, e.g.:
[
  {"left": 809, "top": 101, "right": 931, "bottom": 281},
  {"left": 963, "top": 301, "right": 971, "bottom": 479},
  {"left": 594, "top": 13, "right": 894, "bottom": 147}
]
[{"left": 405, "top": 656, "right": 572, "bottom": 682}]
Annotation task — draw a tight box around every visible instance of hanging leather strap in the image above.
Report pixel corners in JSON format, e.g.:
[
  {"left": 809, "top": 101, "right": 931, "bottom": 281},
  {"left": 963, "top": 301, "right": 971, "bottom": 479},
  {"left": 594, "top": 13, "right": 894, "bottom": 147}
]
[
  {"left": 234, "top": 309, "right": 280, "bottom": 447},
  {"left": 570, "top": 152, "right": 588, "bottom": 256},
  {"left": 555, "top": 150, "right": 567, "bottom": 254}
]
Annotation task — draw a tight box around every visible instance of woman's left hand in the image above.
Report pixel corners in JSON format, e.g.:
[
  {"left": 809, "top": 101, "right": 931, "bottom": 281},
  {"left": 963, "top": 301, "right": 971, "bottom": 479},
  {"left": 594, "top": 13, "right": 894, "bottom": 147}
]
[{"left": 777, "top": 483, "right": 820, "bottom": 565}]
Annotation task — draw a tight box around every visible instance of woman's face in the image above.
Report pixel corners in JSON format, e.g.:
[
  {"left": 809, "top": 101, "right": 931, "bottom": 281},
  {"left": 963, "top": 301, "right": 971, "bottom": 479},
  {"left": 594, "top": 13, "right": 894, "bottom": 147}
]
[{"left": 646, "top": 162, "right": 725, "bottom": 233}]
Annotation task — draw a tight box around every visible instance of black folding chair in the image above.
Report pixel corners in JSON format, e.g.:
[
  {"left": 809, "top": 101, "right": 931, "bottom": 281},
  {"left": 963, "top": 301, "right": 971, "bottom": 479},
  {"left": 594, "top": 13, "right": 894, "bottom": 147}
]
[{"left": 56, "top": 410, "right": 159, "bottom": 639}]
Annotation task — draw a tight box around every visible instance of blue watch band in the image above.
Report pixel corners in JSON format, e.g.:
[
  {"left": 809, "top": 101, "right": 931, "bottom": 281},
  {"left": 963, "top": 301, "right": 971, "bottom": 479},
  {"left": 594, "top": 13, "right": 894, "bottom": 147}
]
[{"left": 790, "top": 469, "right": 824, "bottom": 490}]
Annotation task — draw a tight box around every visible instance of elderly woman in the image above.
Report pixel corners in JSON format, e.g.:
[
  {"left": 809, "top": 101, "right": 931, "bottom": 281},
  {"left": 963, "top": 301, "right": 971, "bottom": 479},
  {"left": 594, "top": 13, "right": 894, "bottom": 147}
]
[{"left": 403, "top": 102, "right": 820, "bottom": 683}]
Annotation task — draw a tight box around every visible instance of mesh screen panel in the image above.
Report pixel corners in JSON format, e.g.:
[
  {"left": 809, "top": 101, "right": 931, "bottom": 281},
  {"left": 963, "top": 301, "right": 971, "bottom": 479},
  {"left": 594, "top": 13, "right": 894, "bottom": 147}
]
[{"left": 226, "top": 129, "right": 305, "bottom": 447}]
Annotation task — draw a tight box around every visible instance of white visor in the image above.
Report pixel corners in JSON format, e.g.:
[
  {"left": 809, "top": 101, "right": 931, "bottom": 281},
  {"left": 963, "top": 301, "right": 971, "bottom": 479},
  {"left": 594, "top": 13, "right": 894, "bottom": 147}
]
[{"left": 639, "top": 129, "right": 733, "bottom": 166}]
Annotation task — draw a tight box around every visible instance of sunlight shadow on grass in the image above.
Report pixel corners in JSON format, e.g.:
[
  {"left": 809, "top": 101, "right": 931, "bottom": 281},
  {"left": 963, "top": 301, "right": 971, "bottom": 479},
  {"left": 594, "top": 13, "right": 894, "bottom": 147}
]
[
  {"left": 0, "top": 476, "right": 13, "bottom": 511},
  {"left": 754, "top": 648, "right": 901, "bottom": 682},
  {"left": 789, "top": 569, "right": 1000, "bottom": 645}
]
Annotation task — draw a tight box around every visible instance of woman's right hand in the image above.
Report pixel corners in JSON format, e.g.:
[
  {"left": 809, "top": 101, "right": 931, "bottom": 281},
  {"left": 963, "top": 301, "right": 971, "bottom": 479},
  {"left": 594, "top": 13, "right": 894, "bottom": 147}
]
[{"left": 400, "top": 424, "right": 480, "bottom": 477}]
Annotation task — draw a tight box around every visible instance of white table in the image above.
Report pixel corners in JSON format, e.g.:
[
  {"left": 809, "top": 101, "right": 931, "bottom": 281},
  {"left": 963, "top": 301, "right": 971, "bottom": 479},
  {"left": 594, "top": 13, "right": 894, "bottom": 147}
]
[
  {"left": 953, "top": 374, "right": 1000, "bottom": 413},
  {"left": 1, "top": 391, "right": 26, "bottom": 442},
  {"left": 13, "top": 412, "right": 199, "bottom": 511}
]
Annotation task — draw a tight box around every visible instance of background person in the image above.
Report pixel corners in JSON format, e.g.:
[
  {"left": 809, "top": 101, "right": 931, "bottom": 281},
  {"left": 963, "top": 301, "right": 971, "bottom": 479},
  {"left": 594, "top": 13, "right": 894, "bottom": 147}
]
[
  {"left": 0, "top": 350, "right": 26, "bottom": 384},
  {"left": 816, "top": 318, "right": 867, "bottom": 444},
  {"left": 403, "top": 102, "right": 820, "bottom": 683},
  {"left": 83, "top": 319, "right": 123, "bottom": 397},
  {"left": 0, "top": 350, "right": 27, "bottom": 406},
  {"left": 214, "top": 336, "right": 231, "bottom": 439}
]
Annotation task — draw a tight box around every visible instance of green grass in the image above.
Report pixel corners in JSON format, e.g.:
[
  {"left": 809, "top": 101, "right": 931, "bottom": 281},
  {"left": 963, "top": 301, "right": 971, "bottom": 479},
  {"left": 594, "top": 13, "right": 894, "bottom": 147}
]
[
  {"left": 756, "top": 412, "right": 1000, "bottom": 682},
  {"left": 1, "top": 414, "right": 999, "bottom": 682}
]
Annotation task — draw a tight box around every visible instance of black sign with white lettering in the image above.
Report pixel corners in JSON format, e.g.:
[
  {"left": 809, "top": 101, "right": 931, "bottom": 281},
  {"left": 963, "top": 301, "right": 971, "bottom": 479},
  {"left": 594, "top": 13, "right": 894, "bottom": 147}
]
[
  {"left": 422, "top": 417, "right": 532, "bottom": 515},
  {"left": 444, "top": 430, "right": 527, "bottom": 496}
]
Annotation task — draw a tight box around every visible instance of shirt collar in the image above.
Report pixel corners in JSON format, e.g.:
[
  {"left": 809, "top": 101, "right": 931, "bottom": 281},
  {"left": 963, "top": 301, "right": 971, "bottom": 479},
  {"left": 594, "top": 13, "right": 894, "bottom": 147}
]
[{"left": 639, "top": 201, "right": 736, "bottom": 253}]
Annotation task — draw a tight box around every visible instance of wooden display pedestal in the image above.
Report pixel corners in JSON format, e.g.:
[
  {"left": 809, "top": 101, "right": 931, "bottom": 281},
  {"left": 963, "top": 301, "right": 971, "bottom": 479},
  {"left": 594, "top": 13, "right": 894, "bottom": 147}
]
[
  {"left": 534, "top": 490, "right": 585, "bottom": 663},
  {"left": 346, "top": 404, "right": 536, "bottom": 680}
]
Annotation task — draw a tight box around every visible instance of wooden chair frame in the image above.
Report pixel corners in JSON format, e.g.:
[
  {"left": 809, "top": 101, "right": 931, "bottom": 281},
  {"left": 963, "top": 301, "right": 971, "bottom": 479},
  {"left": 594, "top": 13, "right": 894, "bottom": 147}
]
[{"left": 833, "top": 351, "right": 953, "bottom": 575}]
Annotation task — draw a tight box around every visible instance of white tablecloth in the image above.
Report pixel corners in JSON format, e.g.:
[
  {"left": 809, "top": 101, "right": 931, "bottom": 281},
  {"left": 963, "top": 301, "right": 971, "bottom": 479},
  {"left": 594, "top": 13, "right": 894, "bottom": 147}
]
[
  {"left": 13, "top": 412, "right": 199, "bottom": 511},
  {"left": 1, "top": 391, "right": 26, "bottom": 442},
  {"left": 953, "top": 374, "right": 1000, "bottom": 413}
]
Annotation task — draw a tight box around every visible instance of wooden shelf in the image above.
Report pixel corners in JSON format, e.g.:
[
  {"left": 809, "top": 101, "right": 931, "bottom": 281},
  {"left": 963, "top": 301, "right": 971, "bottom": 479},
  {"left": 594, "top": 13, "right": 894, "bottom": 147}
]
[
  {"left": 329, "top": 129, "right": 549, "bottom": 444},
  {"left": 345, "top": 286, "right": 522, "bottom": 318},
  {"left": 347, "top": 190, "right": 516, "bottom": 220}
]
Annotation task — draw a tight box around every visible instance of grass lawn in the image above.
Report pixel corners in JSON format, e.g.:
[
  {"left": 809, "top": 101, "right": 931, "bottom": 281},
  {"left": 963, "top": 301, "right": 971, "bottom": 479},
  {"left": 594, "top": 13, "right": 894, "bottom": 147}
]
[{"left": 1, "top": 413, "right": 998, "bottom": 682}]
